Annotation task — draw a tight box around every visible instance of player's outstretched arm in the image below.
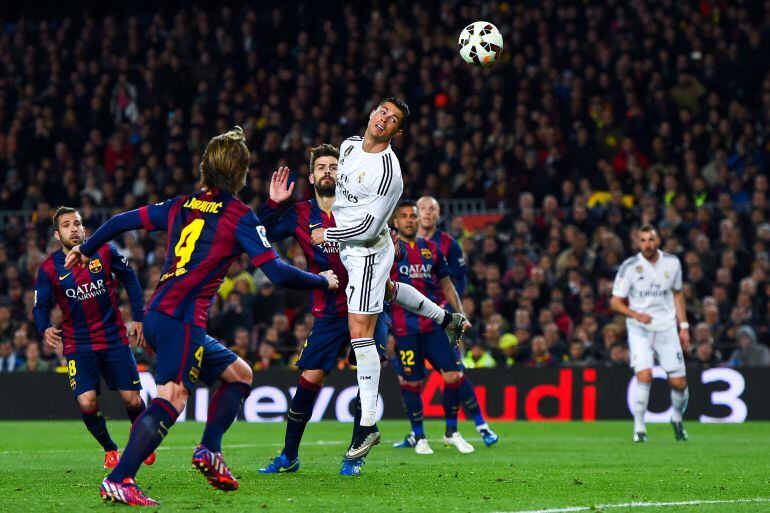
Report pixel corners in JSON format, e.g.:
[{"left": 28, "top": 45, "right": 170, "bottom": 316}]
[
  {"left": 257, "top": 171, "right": 298, "bottom": 243},
  {"left": 65, "top": 199, "right": 175, "bottom": 268},
  {"left": 259, "top": 258, "right": 337, "bottom": 290},
  {"left": 236, "top": 208, "right": 335, "bottom": 290}
]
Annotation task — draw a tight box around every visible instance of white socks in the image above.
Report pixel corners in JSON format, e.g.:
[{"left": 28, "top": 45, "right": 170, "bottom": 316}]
[
  {"left": 351, "top": 338, "right": 380, "bottom": 427},
  {"left": 392, "top": 282, "right": 446, "bottom": 323},
  {"left": 634, "top": 381, "right": 651, "bottom": 433},
  {"left": 671, "top": 387, "right": 689, "bottom": 423}
]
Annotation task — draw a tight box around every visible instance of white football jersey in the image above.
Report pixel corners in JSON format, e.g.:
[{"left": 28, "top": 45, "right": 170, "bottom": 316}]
[
  {"left": 326, "top": 136, "right": 403, "bottom": 253},
  {"left": 612, "top": 250, "right": 683, "bottom": 332}
]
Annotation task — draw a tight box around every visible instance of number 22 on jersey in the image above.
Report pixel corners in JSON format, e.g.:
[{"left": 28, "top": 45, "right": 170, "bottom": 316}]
[{"left": 174, "top": 219, "right": 205, "bottom": 268}]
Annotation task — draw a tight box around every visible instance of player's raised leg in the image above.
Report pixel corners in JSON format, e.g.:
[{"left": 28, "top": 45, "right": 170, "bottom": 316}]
[
  {"left": 193, "top": 341, "right": 252, "bottom": 491},
  {"left": 387, "top": 280, "right": 467, "bottom": 345}
]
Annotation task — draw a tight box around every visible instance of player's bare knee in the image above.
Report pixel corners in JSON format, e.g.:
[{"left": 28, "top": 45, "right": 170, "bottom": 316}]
[
  {"left": 76, "top": 393, "right": 98, "bottom": 412},
  {"left": 443, "top": 371, "right": 461, "bottom": 385},
  {"left": 301, "top": 369, "right": 325, "bottom": 386},
  {"left": 384, "top": 280, "right": 395, "bottom": 301},
  {"left": 121, "top": 391, "right": 143, "bottom": 409},
  {"left": 669, "top": 376, "right": 687, "bottom": 390},
  {"left": 636, "top": 369, "right": 653, "bottom": 384},
  {"left": 157, "top": 382, "right": 189, "bottom": 413},
  {"left": 234, "top": 358, "right": 253, "bottom": 384}
]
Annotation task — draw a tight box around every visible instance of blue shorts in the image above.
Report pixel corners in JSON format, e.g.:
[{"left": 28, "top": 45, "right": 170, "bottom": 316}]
[
  {"left": 65, "top": 345, "right": 141, "bottom": 398},
  {"left": 391, "top": 329, "right": 462, "bottom": 381},
  {"left": 299, "top": 311, "right": 390, "bottom": 374},
  {"left": 143, "top": 310, "right": 237, "bottom": 392}
]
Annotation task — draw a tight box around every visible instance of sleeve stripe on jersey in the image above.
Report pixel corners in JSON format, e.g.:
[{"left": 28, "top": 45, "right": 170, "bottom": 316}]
[
  {"left": 326, "top": 214, "right": 375, "bottom": 240},
  {"left": 618, "top": 257, "right": 639, "bottom": 278},
  {"left": 377, "top": 154, "right": 393, "bottom": 196}
]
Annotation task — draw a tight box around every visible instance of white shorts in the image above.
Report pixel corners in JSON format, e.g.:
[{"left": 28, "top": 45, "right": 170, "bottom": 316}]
[
  {"left": 339, "top": 235, "right": 394, "bottom": 315},
  {"left": 627, "top": 323, "right": 685, "bottom": 377}
]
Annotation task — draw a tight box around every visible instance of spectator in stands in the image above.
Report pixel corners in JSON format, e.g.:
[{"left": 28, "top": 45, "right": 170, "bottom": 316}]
[
  {"left": 16, "top": 342, "right": 50, "bottom": 372},
  {"left": 690, "top": 340, "right": 721, "bottom": 369},
  {"left": 253, "top": 339, "right": 280, "bottom": 372},
  {"left": 462, "top": 340, "right": 496, "bottom": 369},
  {"left": 607, "top": 344, "right": 630, "bottom": 367},
  {"left": 229, "top": 327, "right": 257, "bottom": 363},
  {"left": 0, "top": 339, "right": 19, "bottom": 372},
  {"left": 727, "top": 326, "right": 770, "bottom": 368},
  {"left": 526, "top": 336, "right": 555, "bottom": 368},
  {"left": 494, "top": 333, "right": 520, "bottom": 368}
]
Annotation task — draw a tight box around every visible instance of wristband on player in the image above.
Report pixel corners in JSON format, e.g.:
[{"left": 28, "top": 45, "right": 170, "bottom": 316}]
[{"left": 679, "top": 322, "right": 690, "bottom": 330}]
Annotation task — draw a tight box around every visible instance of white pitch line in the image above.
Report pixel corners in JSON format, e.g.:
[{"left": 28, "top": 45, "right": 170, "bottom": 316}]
[{"left": 493, "top": 497, "right": 770, "bottom": 513}]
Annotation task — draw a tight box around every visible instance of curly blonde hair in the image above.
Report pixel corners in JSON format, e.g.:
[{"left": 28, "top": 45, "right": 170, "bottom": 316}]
[{"left": 199, "top": 126, "right": 250, "bottom": 195}]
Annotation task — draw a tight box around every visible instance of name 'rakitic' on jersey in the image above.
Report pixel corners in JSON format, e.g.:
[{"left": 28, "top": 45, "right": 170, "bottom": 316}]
[{"left": 65, "top": 279, "right": 107, "bottom": 300}]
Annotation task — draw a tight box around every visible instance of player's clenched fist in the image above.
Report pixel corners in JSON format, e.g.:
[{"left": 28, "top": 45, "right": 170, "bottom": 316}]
[
  {"left": 311, "top": 228, "right": 326, "bottom": 245},
  {"left": 319, "top": 270, "right": 339, "bottom": 290},
  {"left": 43, "top": 326, "right": 62, "bottom": 348},
  {"left": 64, "top": 244, "right": 89, "bottom": 269}
]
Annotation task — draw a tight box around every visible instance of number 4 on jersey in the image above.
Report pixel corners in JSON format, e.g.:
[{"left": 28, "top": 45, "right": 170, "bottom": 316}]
[{"left": 175, "top": 219, "right": 205, "bottom": 268}]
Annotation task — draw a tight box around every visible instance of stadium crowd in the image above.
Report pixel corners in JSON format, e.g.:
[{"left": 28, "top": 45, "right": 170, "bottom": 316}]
[{"left": 1, "top": 0, "right": 769, "bottom": 374}]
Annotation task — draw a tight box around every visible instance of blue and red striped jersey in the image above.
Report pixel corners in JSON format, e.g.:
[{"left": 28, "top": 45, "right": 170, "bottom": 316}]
[
  {"left": 258, "top": 198, "right": 347, "bottom": 318},
  {"left": 390, "top": 238, "right": 450, "bottom": 337},
  {"left": 428, "top": 229, "right": 467, "bottom": 301},
  {"left": 136, "top": 189, "right": 278, "bottom": 327},
  {"left": 33, "top": 244, "right": 144, "bottom": 355}
]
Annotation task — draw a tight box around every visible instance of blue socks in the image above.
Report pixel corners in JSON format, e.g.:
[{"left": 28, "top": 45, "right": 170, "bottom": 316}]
[
  {"left": 81, "top": 407, "right": 118, "bottom": 452},
  {"left": 444, "top": 380, "right": 461, "bottom": 436},
  {"left": 108, "top": 398, "right": 178, "bottom": 482},
  {"left": 459, "top": 376, "right": 485, "bottom": 426},
  {"left": 400, "top": 384, "right": 425, "bottom": 438},
  {"left": 201, "top": 382, "right": 251, "bottom": 453},
  {"left": 282, "top": 377, "right": 321, "bottom": 460}
]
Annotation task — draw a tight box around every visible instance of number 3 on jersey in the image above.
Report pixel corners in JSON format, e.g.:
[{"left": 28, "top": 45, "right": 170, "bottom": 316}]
[{"left": 175, "top": 219, "right": 205, "bottom": 267}]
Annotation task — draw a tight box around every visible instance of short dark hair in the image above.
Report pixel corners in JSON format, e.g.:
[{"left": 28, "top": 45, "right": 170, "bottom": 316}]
[
  {"left": 397, "top": 198, "right": 417, "bottom": 210},
  {"left": 378, "top": 96, "right": 410, "bottom": 130},
  {"left": 52, "top": 206, "right": 79, "bottom": 231},
  {"left": 309, "top": 143, "right": 339, "bottom": 170},
  {"left": 639, "top": 223, "right": 658, "bottom": 235}
]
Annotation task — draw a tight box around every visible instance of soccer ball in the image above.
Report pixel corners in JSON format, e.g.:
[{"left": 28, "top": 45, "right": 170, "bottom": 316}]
[{"left": 458, "top": 21, "right": 503, "bottom": 67}]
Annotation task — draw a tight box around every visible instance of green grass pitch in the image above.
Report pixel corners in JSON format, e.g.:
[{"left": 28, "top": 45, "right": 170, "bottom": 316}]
[{"left": 1, "top": 420, "right": 768, "bottom": 512}]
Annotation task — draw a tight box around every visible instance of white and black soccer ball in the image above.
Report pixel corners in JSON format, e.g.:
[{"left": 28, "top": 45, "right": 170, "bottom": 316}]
[{"left": 458, "top": 21, "right": 503, "bottom": 67}]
